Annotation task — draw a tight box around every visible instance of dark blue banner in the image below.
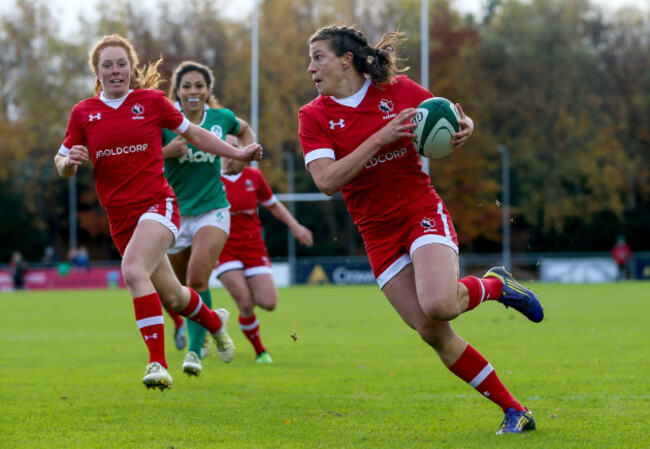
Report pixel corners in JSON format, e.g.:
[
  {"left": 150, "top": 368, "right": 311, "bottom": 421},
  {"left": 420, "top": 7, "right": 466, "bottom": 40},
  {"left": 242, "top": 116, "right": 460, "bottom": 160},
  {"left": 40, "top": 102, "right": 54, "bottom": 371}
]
[
  {"left": 634, "top": 258, "right": 650, "bottom": 279},
  {"left": 295, "top": 259, "right": 375, "bottom": 285}
]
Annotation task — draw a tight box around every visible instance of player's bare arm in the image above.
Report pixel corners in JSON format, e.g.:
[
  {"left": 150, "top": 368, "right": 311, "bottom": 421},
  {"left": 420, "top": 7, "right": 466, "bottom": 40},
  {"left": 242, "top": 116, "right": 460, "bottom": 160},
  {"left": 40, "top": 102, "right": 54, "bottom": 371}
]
[
  {"left": 222, "top": 136, "right": 248, "bottom": 174},
  {"left": 267, "top": 202, "right": 314, "bottom": 247},
  {"left": 181, "top": 124, "right": 263, "bottom": 161},
  {"left": 54, "top": 145, "right": 89, "bottom": 178},
  {"left": 290, "top": 224, "right": 314, "bottom": 247},
  {"left": 308, "top": 108, "right": 417, "bottom": 196},
  {"left": 235, "top": 119, "right": 256, "bottom": 147},
  {"left": 451, "top": 103, "right": 474, "bottom": 148},
  {"left": 162, "top": 135, "right": 189, "bottom": 159}
]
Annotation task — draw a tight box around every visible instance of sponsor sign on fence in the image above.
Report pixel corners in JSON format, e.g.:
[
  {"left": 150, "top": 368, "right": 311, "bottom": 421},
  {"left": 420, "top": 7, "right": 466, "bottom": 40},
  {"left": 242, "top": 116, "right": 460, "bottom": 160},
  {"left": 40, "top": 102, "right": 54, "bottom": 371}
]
[
  {"left": 295, "top": 259, "right": 375, "bottom": 285},
  {"left": 0, "top": 266, "right": 125, "bottom": 291}
]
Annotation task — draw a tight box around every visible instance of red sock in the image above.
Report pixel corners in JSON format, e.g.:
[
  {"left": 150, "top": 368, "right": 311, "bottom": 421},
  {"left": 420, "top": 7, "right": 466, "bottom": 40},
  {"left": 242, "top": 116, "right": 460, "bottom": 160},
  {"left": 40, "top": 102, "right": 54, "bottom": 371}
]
[
  {"left": 239, "top": 314, "right": 266, "bottom": 355},
  {"left": 448, "top": 345, "right": 524, "bottom": 412},
  {"left": 179, "top": 288, "right": 222, "bottom": 333},
  {"left": 133, "top": 292, "right": 167, "bottom": 368},
  {"left": 164, "top": 305, "right": 185, "bottom": 329},
  {"left": 460, "top": 276, "right": 503, "bottom": 311}
]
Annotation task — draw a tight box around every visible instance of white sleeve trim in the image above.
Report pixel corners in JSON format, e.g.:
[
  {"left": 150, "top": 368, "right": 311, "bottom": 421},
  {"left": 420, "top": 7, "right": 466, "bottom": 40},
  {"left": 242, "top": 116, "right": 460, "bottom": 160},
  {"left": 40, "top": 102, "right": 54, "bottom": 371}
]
[
  {"left": 304, "top": 148, "right": 335, "bottom": 167},
  {"left": 174, "top": 117, "right": 190, "bottom": 134},
  {"left": 58, "top": 145, "right": 71, "bottom": 157},
  {"left": 261, "top": 195, "right": 277, "bottom": 207}
]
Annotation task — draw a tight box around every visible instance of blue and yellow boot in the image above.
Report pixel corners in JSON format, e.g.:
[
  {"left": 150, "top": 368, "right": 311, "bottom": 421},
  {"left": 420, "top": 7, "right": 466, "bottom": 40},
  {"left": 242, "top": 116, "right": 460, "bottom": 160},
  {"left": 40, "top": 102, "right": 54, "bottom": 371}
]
[
  {"left": 496, "top": 407, "right": 536, "bottom": 434},
  {"left": 483, "top": 266, "right": 544, "bottom": 323}
]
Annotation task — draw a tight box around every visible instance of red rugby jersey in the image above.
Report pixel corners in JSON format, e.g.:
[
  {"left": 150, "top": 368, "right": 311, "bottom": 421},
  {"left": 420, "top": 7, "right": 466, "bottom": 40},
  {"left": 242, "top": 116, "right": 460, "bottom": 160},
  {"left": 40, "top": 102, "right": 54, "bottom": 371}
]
[
  {"left": 61, "top": 89, "right": 186, "bottom": 212},
  {"left": 221, "top": 166, "right": 275, "bottom": 242},
  {"left": 298, "top": 75, "right": 434, "bottom": 229}
]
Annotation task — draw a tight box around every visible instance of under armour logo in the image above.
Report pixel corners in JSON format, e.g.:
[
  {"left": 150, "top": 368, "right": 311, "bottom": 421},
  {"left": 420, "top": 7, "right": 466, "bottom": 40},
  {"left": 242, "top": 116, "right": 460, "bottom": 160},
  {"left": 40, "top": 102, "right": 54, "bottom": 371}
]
[
  {"left": 144, "top": 333, "right": 158, "bottom": 341},
  {"left": 89, "top": 113, "right": 102, "bottom": 121},
  {"left": 329, "top": 119, "right": 345, "bottom": 129}
]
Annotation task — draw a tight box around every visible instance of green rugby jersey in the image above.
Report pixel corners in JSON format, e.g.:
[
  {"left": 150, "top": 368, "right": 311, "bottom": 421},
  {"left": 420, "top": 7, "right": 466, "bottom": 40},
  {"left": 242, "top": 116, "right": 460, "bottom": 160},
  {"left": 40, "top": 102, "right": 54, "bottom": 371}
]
[{"left": 162, "top": 107, "right": 240, "bottom": 216}]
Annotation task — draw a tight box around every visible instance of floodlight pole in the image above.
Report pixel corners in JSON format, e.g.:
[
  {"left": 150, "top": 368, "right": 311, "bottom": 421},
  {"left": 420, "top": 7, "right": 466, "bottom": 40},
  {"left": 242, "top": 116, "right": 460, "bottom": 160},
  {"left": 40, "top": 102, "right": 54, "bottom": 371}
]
[
  {"left": 285, "top": 150, "right": 296, "bottom": 285},
  {"left": 69, "top": 175, "right": 77, "bottom": 250},
  {"left": 498, "top": 145, "right": 511, "bottom": 271},
  {"left": 420, "top": 0, "right": 430, "bottom": 175},
  {"left": 250, "top": 0, "right": 259, "bottom": 168}
]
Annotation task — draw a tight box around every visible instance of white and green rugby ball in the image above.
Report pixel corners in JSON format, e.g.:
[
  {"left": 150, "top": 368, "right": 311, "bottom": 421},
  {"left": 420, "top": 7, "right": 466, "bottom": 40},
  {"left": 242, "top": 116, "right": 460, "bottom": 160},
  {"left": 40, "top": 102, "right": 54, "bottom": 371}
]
[{"left": 411, "top": 97, "right": 461, "bottom": 160}]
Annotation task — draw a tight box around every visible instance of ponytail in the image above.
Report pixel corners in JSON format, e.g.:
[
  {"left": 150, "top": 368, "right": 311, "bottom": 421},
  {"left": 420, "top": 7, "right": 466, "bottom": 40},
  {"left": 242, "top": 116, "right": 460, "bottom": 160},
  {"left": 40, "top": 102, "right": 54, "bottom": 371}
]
[{"left": 309, "top": 25, "right": 409, "bottom": 84}]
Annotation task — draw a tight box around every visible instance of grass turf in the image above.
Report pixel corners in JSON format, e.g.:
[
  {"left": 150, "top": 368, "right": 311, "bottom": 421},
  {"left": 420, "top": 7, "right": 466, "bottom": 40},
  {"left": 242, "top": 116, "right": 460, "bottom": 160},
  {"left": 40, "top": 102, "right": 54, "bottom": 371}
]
[{"left": 0, "top": 282, "right": 648, "bottom": 448}]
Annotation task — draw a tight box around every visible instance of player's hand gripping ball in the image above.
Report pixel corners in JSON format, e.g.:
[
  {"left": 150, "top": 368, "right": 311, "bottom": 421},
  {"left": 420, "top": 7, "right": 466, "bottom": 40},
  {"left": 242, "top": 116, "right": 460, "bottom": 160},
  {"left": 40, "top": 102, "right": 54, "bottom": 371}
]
[{"left": 411, "top": 97, "right": 461, "bottom": 160}]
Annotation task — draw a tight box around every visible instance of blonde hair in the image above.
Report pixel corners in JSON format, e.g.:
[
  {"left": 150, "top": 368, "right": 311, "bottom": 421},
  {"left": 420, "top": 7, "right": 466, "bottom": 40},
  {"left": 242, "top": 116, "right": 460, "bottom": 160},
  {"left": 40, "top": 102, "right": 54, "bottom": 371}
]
[
  {"left": 88, "top": 34, "right": 164, "bottom": 95},
  {"left": 168, "top": 60, "right": 221, "bottom": 109}
]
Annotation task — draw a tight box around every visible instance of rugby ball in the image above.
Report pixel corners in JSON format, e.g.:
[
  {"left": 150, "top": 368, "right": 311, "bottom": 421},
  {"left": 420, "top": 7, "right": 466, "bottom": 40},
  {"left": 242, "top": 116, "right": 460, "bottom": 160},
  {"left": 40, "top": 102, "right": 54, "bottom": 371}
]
[{"left": 411, "top": 97, "right": 461, "bottom": 160}]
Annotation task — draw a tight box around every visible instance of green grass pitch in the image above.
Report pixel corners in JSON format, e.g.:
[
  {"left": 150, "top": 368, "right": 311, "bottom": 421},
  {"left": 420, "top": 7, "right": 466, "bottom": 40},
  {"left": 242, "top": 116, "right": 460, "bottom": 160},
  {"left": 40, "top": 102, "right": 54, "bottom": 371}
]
[{"left": 0, "top": 282, "right": 648, "bottom": 448}]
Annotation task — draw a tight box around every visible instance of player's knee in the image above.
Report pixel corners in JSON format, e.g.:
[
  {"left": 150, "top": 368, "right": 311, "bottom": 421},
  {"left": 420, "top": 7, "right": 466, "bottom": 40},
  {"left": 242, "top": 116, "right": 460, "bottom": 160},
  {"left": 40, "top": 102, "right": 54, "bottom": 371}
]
[
  {"left": 258, "top": 300, "right": 277, "bottom": 312},
  {"left": 121, "top": 261, "right": 147, "bottom": 290},
  {"left": 161, "top": 285, "right": 191, "bottom": 311},
  {"left": 233, "top": 294, "right": 255, "bottom": 313},
  {"left": 420, "top": 294, "right": 459, "bottom": 322},
  {"left": 255, "top": 292, "right": 277, "bottom": 311},
  {"left": 186, "top": 276, "right": 208, "bottom": 292},
  {"left": 162, "top": 294, "right": 184, "bottom": 311}
]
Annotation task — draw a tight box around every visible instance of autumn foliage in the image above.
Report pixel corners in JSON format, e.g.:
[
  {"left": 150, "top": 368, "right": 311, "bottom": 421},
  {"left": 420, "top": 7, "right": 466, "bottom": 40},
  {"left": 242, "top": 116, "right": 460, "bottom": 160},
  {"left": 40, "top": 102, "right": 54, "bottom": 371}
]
[{"left": 1, "top": 0, "right": 649, "bottom": 262}]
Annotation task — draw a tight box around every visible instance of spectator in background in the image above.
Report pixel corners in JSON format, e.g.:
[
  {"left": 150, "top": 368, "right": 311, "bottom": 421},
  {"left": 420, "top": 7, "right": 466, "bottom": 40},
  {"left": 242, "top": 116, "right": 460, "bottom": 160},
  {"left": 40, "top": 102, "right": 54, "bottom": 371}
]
[
  {"left": 41, "top": 246, "right": 58, "bottom": 267},
  {"left": 10, "top": 251, "right": 26, "bottom": 290},
  {"left": 611, "top": 236, "right": 633, "bottom": 281},
  {"left": 72, "top": 246, "right": 91, "bottom": 270},
  {"left": 67, "top": 248, "right": 77, "bottom": 265}
]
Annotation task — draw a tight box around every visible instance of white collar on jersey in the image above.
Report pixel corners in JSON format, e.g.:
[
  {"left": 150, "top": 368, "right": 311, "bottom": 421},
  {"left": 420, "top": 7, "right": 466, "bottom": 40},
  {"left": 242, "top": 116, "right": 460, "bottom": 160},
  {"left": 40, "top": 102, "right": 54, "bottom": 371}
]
[
  {"left": 221, "top": 171, "right": 244, "bottom": 182},
  {"left": 100, "top": 90, "right": 133, "bottom": 109},
  {"left": 330, "top": 79, "right": 371, "bottom": 108},
  {"left": 174, "top": 101, "right": 209, "bottom": 127}
]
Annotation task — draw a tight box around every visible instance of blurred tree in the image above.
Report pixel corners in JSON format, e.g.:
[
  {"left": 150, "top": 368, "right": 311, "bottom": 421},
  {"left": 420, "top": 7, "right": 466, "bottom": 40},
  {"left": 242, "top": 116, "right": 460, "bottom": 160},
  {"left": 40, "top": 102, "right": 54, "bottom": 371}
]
[
  {"left": 599, "top": 7, "right": 650, "bottom": 211},
  {"left": 396, "top": 0, "right": 501, "bottom": 250},
  {"left": 426, "top": 1, "right": 501, "bottom": 250},
  {"left": 233, "top": 0, "right": 410, "bottom": 256},
  {"left": 598, "top": 7, "right": 650, "bottom": 252},
  {"left": 153, "top": 0, "right": 232, "bottom": 93},
  {"left": 2, "top": 0, "right": 649, "bottom": 260},
  {"left": 0, "top": 0, "right": 90, "bottom": 261},
  {"left": 470, "top": 0, "right": 643, "bottom": 251}
]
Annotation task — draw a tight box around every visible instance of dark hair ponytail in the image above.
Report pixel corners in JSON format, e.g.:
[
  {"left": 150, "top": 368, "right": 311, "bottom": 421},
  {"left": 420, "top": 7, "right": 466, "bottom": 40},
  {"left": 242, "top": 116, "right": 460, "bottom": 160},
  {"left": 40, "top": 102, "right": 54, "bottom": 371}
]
[{"left": 309, "top": 25, "right": 408, "bottom": 84}]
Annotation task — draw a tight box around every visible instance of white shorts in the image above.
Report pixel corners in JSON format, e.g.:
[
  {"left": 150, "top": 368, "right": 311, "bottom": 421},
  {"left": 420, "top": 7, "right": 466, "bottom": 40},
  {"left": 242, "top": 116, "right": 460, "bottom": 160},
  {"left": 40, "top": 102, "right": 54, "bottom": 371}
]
[
  {"left": 214, "top": 261, "right": 274, "bottom": 279},
  {"left": 167, "top": 207, "right": 230, "bottom": 254}
]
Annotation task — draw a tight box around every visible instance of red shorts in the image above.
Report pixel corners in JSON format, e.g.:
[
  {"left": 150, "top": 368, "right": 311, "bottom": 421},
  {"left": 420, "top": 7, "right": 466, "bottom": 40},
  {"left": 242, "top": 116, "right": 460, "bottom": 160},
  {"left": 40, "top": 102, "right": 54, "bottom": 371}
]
[
  {"left": 361, "top": 195, "right": 458, "bottom": 289},
  {"left": 215, "top": 234, "right": 272, "bottom": 278},
  {"left": 107, "top": 196, "right": 181, "bottom": 256}
]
